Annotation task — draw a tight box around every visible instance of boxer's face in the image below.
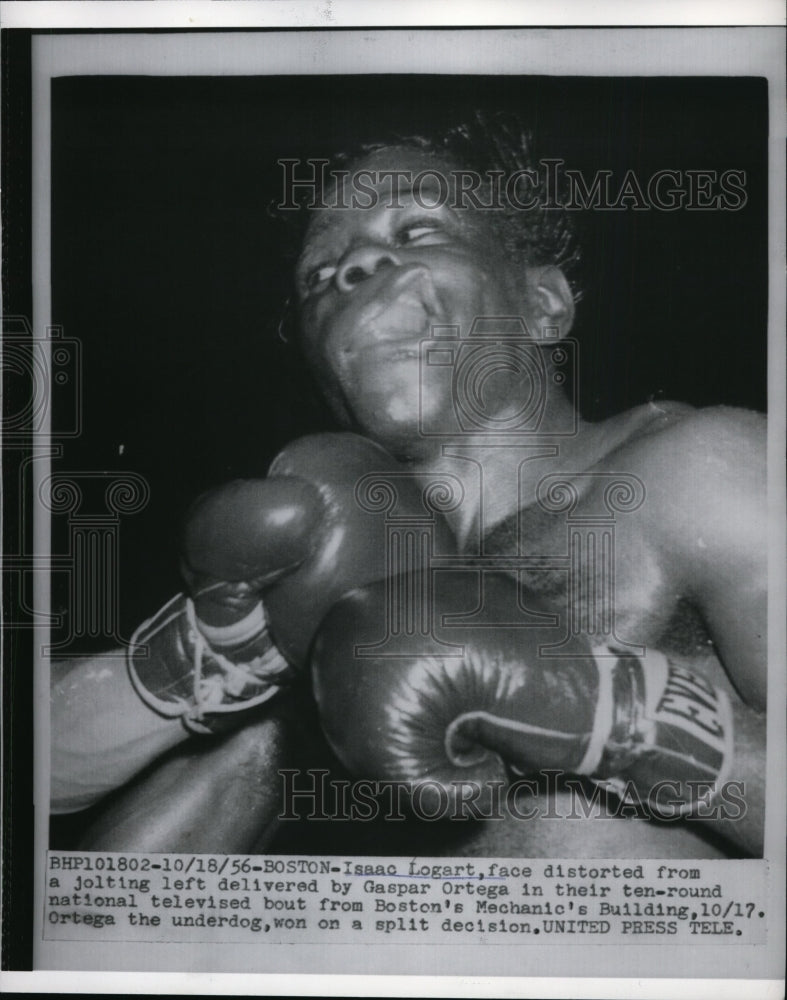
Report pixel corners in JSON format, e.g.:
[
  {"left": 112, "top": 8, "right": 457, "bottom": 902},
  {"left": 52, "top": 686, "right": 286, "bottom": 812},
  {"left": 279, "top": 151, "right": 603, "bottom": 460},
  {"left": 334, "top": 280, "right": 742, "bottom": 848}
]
[{"left": 295, "top": 148, "right": 536, "bottom": 458}]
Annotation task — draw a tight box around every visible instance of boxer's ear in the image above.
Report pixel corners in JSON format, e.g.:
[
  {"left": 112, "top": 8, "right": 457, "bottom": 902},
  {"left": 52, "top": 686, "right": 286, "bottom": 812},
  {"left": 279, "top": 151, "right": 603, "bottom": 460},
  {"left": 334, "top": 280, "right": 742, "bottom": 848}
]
[{"left": 524, "top": 265, "right": 575, "bottom": 339}]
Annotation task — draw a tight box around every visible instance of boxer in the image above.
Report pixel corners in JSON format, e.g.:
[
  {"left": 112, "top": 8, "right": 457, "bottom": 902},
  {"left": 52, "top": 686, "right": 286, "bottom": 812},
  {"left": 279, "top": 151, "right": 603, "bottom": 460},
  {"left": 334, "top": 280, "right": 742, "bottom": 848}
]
[{"left": 51, "top": 114, "right": 767, "bottom": 857}]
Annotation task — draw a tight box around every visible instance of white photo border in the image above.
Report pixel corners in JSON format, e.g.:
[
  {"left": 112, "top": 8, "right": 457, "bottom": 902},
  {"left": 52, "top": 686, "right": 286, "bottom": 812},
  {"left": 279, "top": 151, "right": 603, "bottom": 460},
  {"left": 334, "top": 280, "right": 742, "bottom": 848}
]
[{"left": 2, "top": 8, "right": 784, "bottom": 999}]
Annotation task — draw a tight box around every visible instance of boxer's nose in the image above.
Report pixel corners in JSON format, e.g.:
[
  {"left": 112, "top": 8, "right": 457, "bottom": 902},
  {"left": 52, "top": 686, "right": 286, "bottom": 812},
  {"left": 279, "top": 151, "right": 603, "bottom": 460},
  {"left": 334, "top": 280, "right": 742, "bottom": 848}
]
[{"left": 335, "top": 246, "right": 399, "bottom": 293}]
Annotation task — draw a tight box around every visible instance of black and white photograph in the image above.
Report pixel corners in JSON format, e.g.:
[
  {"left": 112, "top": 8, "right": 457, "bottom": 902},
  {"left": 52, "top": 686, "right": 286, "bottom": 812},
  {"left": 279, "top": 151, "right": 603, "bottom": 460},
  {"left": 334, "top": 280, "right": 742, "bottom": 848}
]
[{"left": 2, "top": 9, "right": 785, "bottom": 997}]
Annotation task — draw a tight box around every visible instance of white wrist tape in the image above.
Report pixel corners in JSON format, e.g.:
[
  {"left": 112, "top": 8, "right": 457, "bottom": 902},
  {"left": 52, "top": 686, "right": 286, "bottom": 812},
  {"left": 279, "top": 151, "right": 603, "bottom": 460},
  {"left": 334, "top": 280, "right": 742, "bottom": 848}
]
[
  {"left": 195, "top": 601, "right": 267, "bottom": 647},
  {"left": 586, "top": 647, "right": 734, "bottom": 816},
  {"left": 575, "top": 648, "right": 617, "bottom": 774}
]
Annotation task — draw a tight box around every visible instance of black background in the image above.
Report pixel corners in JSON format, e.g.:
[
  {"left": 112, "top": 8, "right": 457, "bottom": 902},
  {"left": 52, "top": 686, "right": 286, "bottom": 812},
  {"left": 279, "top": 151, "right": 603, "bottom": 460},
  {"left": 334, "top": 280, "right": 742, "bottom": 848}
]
[{"left": 51, "top": 73, "right": 767, "bottom": 645}]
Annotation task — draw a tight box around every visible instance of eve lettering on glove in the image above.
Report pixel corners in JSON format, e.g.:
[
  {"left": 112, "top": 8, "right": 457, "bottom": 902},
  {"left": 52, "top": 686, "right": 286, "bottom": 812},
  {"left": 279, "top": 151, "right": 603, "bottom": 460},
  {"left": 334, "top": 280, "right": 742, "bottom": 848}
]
[{"left": 657, "top": 666, "right": 726, "bottom": 743}]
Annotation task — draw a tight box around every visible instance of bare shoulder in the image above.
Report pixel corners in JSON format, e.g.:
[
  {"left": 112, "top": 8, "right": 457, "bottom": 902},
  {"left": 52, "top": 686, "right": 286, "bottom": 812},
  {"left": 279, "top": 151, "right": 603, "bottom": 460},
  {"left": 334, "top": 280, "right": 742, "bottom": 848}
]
[
  {"left": 610, "top": 402, "right": 764, "bottom": 476},
  {"left": 608, "top": 403, "right": 767, "bottom": 558},
  {"left": 644, "top": 402, "right": 764, "bottom": 448}
]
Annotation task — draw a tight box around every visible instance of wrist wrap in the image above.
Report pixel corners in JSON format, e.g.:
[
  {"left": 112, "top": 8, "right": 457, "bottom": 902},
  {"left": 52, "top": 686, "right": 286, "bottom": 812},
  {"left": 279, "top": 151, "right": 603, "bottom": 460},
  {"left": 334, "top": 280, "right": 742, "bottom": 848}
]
[
  {"left": 587, "top": 648, "right": 733, "bottom": 816},
  {"left": 128, "top": 593, "right": 295, "bottom": 735}
]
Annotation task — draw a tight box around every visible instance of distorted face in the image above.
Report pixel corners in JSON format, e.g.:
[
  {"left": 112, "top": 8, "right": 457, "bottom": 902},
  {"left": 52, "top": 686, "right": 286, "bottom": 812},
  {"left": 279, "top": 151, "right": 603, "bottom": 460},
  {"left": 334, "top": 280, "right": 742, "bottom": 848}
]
[{"left": 294, "top": 147, "right": 545, "bottom": 459}]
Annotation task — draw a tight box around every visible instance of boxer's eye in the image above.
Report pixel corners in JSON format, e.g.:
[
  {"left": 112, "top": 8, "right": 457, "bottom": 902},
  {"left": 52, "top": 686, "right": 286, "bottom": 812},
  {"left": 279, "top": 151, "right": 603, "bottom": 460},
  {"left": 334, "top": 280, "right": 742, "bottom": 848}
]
[
  {"left": 396, "top": 222, "right": 444, "bottom": 246},
  {"left": 304, "top": 264, "right": 336, "bottom": 292}
]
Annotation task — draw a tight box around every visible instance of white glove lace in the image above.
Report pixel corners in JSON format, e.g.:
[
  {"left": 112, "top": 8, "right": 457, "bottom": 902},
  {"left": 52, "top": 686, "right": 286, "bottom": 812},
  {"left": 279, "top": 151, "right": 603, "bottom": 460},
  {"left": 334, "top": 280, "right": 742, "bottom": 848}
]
[{"left": 185, "top": 597, "right": 289, "bottom": 732}]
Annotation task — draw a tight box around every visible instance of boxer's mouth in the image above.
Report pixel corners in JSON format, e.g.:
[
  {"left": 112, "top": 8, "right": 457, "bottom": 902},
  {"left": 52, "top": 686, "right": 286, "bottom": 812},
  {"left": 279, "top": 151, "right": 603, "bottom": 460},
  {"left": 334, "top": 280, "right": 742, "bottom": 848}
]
[{"left": 344, "top": 267, "right": 444, "bottom": 357}]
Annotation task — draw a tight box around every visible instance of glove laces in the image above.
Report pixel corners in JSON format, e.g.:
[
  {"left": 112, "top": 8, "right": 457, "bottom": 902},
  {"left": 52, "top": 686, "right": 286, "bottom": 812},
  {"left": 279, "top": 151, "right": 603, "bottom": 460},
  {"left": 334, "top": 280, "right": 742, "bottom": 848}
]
[{"left": 185, "top": 597, "right": 289, "bottom": 732}]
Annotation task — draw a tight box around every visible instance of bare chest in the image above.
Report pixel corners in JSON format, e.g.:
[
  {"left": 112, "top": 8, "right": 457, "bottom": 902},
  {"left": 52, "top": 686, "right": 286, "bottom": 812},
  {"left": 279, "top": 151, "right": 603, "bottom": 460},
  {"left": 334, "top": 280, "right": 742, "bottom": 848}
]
[{"left": 481, "top": 499, "right": 717, "bottom": 666}]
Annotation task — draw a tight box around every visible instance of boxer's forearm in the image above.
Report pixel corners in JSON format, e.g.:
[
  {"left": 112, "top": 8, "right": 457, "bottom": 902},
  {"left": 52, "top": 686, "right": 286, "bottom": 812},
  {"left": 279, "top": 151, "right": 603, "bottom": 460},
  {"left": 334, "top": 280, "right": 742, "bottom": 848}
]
[
  {"left": 594, "top": 660, "right": 766, "bottom": 856},
  {"left": 694, "top": 699, "right": 765, "bottom": 856},
  {"left": 76, "top": 707, "right": 295, "bottom": 853},
  {"left": 51, "top": 654, "right": 188, "bottom": 813}
]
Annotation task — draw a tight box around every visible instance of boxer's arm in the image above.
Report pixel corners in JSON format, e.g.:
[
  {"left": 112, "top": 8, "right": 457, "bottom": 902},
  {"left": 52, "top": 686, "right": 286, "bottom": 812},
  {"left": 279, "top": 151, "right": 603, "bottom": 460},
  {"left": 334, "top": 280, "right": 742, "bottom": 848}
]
[
  {"left": 52, "top": 433, "right": 411, "bottom": 816},
  {"left": 626, "top": 408, "right": 768, "bottom": 850},
  {"left": 75, "top": 696, "right": 303, "bottom": 853},
  {"left": 697, "top": 695, "right": 765, "bottom": 855},
  {"left": 51, "top": 654, "right": 188, "bottom": 813},
  {"left": 51, "top": 593, "right": 294, "bottom": 813},
  {"left": 644, "top": 406, "right": 768, "bottom": 709},
  {"left": 52, "top": 472, "right": 325, "bottom": 812}
]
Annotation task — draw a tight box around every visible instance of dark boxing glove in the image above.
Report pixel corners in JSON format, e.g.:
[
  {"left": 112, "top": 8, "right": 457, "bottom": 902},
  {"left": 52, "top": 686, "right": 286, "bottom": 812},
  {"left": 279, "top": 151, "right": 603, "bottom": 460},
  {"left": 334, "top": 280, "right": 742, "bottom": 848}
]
[
  {"left": 129, "top": 432, "right": 449, "bottom": 732},
  {"left": 128, "top": 476, "right": 323, "bottom": 733},
  {"left": 312, "top": 572, "right": 733, "bottom": 818},
  {"left": 262, "top": 432, "right": 454, "bottom": 666}
]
